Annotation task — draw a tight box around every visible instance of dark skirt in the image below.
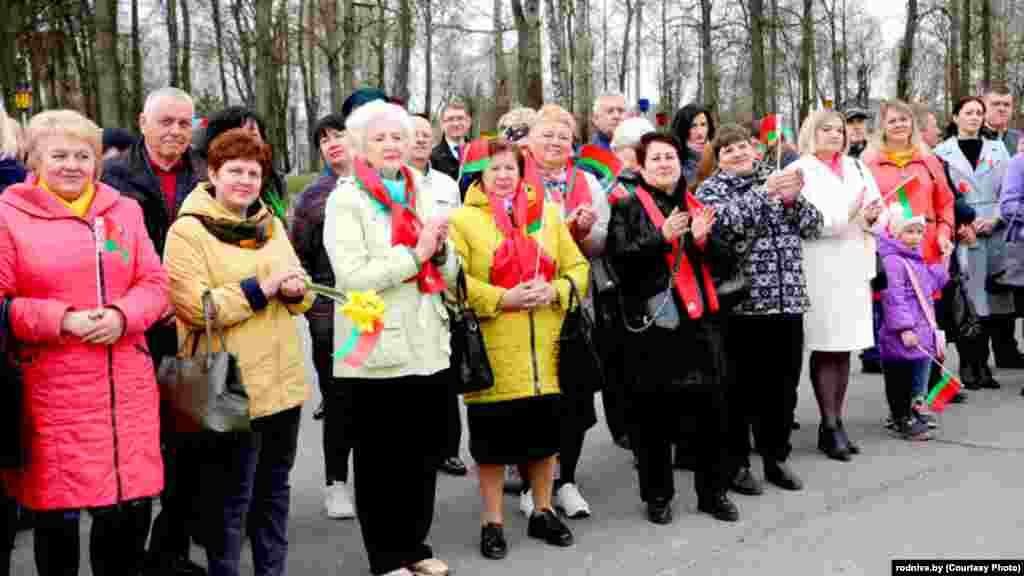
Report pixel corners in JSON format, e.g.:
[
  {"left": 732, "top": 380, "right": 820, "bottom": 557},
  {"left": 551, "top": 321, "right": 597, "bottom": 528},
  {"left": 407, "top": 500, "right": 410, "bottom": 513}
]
[{"left": 467, "top": 394, "right": 561, "bottom": 465}]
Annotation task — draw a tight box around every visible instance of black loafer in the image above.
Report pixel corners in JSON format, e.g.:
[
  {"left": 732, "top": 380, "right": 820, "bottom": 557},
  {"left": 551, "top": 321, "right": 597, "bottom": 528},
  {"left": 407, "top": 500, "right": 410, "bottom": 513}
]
[
  {"left": 527, "top": 509, "right": 573, "bottom": 547},
  {"left": 646, "top": 497, "right": 673, "bottom": 525},
  {"left": 480, "top": 523, "right": 507, "bottom": 560},
  {"left": 312, "top": 400, "right": 325, "bottom": 421},
  {"left": 730, "top": 467, "right": 763, "bottom": 496},
  {"left": 439, "top": 457, "right": 468, "bottom": 477},
  {"left": 698, "top": 493, "right": 739, "bottom": 522},
  {"left": 982, "top": 378, "right": 1001, "bottom": 389},
  {"left": 837, "top": 420, "right": 860, "bottom": 455},
  {"left": 764, "top": 461, "right": 803, "bottom": 491},
  {"left": 817, "top": 425, "right": 852, "bottom": 462}
]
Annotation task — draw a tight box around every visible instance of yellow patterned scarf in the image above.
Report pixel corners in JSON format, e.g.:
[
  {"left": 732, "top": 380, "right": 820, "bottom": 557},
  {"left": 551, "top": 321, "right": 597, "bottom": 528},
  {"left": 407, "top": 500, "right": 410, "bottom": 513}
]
[{"left": 40, "top": 178, "right": 95, "bottom": 218}]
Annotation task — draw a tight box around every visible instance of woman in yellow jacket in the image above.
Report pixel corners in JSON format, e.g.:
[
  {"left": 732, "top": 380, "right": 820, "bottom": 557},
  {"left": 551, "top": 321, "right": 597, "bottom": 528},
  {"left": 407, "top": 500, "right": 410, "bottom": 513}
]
[
  {"left": 164, "top": 128, "right": 313, "bottom": 576},
  {"left": 448, "top": 139, "right": 589, "bottom": 560}
]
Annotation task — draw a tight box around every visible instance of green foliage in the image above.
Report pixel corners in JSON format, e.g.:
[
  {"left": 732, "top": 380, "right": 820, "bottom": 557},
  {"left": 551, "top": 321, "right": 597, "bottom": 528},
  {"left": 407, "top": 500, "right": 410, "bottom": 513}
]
[{"left": 286, "top": 173, "right": 319, "bottom": 198}]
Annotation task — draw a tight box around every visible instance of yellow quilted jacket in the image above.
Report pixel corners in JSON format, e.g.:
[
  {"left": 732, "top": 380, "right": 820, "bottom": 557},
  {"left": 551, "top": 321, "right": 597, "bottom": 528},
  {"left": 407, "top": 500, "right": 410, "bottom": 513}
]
[
  {"left": 164, "top": 184, "right": 313, "bottom": 419},
  {"left": 448, "top": 182, "right": 589, "bottom": 405}
]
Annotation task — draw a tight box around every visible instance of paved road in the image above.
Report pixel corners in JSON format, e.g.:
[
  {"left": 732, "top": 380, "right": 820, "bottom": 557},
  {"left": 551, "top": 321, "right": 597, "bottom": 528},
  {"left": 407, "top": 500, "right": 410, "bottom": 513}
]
[{"left": 10, "top": 344, "right": 1024, "bottom": 575}]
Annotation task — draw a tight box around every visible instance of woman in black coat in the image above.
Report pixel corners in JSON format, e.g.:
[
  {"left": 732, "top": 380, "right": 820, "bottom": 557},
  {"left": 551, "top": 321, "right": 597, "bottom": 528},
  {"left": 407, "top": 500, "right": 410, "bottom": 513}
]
[{"left": 607, "top": 133, "right": 738, "bottom": 525}]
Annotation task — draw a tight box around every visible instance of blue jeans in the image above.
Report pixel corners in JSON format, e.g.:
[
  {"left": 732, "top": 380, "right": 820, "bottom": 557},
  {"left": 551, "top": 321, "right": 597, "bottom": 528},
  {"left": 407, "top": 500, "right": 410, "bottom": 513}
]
[
  {"left": 196, "top": 406, "right": 302, "bottom": 576},
  {"left": 910, "top": 358, "right": 932, "bottom": 402}
]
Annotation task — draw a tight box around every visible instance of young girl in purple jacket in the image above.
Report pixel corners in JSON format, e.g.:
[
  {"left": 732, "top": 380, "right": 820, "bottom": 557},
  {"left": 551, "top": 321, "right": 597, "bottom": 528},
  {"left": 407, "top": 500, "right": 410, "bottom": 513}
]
[{"left": 879, "top": 204, "right": 951, "bottom": 440}]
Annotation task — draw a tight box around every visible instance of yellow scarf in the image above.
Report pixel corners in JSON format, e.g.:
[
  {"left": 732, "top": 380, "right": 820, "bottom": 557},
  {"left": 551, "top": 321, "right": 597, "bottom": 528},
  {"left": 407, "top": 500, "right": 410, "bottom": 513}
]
[
  {"left": 881, "top": 145, "right": 916, "bottom": 169},
  {"left": 40, "top": 178, "right": 95, "bottom": 218}
]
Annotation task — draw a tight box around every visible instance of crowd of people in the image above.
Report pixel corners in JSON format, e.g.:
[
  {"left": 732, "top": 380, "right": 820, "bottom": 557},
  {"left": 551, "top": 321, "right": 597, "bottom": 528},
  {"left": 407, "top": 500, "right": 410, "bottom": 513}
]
[{"left": 0, "top": 79, "right": 1023, "bottom": 576}]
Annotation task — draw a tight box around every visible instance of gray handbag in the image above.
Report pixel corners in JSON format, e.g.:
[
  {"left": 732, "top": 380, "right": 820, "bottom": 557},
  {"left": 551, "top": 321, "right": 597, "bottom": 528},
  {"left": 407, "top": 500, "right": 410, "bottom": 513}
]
[{"left": 157, "top": 291, "right": 251, "bottom": 433}]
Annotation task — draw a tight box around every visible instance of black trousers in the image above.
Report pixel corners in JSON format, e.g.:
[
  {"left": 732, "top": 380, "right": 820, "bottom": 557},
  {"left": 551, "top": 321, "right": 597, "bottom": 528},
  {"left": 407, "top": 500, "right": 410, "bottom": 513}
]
[
  {"left": 0, "top": 485, "right": 15, "bottom": 576},
  {"left": 443, "top": 385, "right": 462, "bottom": 460},
  {"left": 32, "top": 499, "right": 152, "bottom": 576},
  {"left": 309, "top": 309, "right": 355, "bottom": 484},
  {"left": 986, "top": 316, "right": 1020, "bottom": 360},
  {"left": 728, "top": 314, "right": 804, "bottom": 470},
  {"left": 350, "top": 373, "right": 446, "bottom": 575}
]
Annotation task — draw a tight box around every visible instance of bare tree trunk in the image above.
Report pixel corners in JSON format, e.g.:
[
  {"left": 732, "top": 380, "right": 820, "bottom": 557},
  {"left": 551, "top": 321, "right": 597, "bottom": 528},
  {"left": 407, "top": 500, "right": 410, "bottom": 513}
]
[
  {"left": 494, "top": 0, "right": 510, "bottom": 121},
  {"left": 635, "top": 0, "right": 642, "bottom": 100},
  {"left": 342, "top": 0, "right": 355, "bottom": 92},
  {"left": 320, "top": 0, "right": 342, "bottom": 113},
  {"left": 391, "top": 0, "right": 412, "bottom": 103},
  {"left": 545, "top": 0, "right": 568, "bottom": 104},
  {"left": 167, "top": 0, "right": 180, "bottom": 87},
  {"left": 132, "top": 0, "right": 145, "bottom": 115},
  {"left": 799, "top": 0, "right": 813, "bottom": 121},
  {"left": 897, "top": 0, "right": 917, "bottom": 100},
  {"left": 602, "top": 0, "right": 608, "bottom": 91},
  {"left": 95, "top": 0, "right": 121, "bottom": 126},
  {"left": 423, "top": 0, "right": 433, "bottom": 114},
  {"left": 769, "top": 0, "right": 778, "bottom": 113},
  {"left": 949, "top": 0, "right": 962, "bottom": 105},
  {"left": 825, "top": 0, "right": 841, "bottom": 108},
  {"left": 375, "top": 0, "right": 386, "bottom": 88},
  {"left": 699, "top": 0, "right": 716, "bottom": 114},
  {"left": 211, "top": 0, "right": 230, "bottom": 106},
  {"left": 573, "top": 0, "right": 593, "bottom": 141},
  {"left": 511, "top": 0, "right": 544, "bottom": 108},
  {"left": 992, "top": 0, "right": 1009, "bottom": 85},
  {"left": 299, "top": 0, "right": 320, "bottom": 170},
  {"left": 617, "top": 0, "right": 634, "bottom": 93},
  {"left": 181, "top": 0, "right": 193, "bottom": 93},
  {"left": 982, "top": 0, "right": 991, "bottom": 86},
  {"left": 960, "top": 0, "right": 971, "bottom": 97},
  {"left": 750, "top": 0, "right": 767, "bottom": 119},
  {"left": 255, "top": 0, "right": 274, "bottom": 145}
]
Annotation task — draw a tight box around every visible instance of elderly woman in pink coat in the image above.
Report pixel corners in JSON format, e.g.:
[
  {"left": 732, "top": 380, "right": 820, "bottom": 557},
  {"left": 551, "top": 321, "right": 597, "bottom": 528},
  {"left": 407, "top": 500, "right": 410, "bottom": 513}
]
[{"left": 0, "top": 110, "right": 169, "bottom": 576}]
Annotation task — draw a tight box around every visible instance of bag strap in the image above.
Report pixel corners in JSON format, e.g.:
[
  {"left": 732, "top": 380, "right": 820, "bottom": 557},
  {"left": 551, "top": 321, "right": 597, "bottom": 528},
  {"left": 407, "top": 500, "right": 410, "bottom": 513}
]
[
  {"left": 185, "top": 291, "right": 228, "bottom": 364},
  {"left": 902, "top": 260, "right": 938, "bottom": 331}
]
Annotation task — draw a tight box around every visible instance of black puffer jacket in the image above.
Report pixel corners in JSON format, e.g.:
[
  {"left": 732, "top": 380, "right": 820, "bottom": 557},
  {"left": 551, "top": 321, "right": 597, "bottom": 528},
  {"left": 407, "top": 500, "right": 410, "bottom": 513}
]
[{"left": 694, "top": 161, "right": 823, "bottom": 316}]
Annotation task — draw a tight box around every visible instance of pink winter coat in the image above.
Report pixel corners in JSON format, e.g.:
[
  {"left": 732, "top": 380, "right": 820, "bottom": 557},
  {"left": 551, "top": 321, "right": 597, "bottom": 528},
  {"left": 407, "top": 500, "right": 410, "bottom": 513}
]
[{"left": 0, "top": 176, "right": 168, "bottom": 510}]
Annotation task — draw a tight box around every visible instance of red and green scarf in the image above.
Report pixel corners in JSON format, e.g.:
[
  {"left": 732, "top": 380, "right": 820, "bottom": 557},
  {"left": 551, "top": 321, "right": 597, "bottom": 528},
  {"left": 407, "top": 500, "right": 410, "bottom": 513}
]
[
  {"left": 353, "top": 159, "right": 446, "bottom": 294},
  {"left": 482, "top": 181, "right": 554, "bottom": 289}
]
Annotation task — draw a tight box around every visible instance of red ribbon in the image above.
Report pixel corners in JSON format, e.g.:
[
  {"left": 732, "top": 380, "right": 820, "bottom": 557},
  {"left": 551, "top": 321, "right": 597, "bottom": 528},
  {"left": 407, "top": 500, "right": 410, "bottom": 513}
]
[
  {"left": 353, "top": 158, "right": 446, "bottom": 294},
  {"left": 483, "top": 182, "right": 555, "bottom": 289}
]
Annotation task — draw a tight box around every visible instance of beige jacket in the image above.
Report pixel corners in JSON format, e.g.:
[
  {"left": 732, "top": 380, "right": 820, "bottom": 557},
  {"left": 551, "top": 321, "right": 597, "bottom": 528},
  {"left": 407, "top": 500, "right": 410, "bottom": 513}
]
[
  {"left": 164, "top": 184, "right": 314, "bottom": 419},
  {"left": 324, "top": 168, "right": 459, "bottom": 380}
]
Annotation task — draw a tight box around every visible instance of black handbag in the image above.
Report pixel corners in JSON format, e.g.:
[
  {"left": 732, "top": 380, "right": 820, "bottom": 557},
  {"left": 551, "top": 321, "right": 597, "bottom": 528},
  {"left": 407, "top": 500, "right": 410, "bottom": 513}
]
[
  {"left": 938, "top": 270, "right": 983, "bottom": 343},
  {"left": 986, "top": 211, "right": 1024, "bottom": 293},
  {"left": 558, "top": 275, "right": 605, "bottom": 395},
  {"left": 157, "top": 291, "right": 251, "bottom": 433},
  {"left": 448, "top": 268, "right": 494, "bottom": 394},
  {"left": 0, "top": 299, "right": 24, "bottom": 469}
]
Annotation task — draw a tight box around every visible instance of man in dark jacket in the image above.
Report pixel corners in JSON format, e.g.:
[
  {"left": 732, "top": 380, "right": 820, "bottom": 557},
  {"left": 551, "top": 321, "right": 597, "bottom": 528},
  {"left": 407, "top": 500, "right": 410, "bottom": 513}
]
[
  {"left": 101, "top": 86, "right": 206, "bottom": 576},
  {"left": 845, "top": 108, "right": 870, "bottom": 159},
  {"left": 429, "top": 98, "right": 471, "bottom": 184}
]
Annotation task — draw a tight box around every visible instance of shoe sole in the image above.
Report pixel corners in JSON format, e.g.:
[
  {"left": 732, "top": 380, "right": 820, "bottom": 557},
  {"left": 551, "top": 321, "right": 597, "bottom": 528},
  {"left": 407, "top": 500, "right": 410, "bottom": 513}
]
[{"left": 556, "top": 506, "right": 591, "bottom": 519}]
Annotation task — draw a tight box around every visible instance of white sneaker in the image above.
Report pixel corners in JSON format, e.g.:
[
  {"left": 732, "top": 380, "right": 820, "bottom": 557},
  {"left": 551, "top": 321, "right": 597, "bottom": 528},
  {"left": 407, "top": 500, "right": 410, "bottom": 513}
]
[
  {"left": 555, "top": 483, "right": 591, "bottom": 519},
  {"left": 519, "top": 488, "right": 535, "bottom": 517},
  {"left": 324, "top": 482, "right": 355, "bottom": 519}
]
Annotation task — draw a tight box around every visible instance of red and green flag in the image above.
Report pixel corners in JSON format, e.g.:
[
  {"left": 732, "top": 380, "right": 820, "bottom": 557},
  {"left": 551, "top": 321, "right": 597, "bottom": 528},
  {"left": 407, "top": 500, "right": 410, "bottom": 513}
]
[
  {"left": 458, "top": 139, "right": 492, "bottom": 181},
  {"left": 335, "top": 321, "right": 384, "bottom": 368},
  {"left": 926, "top": 371, "right": 962, "bottom": 413},
  {"left": 760, "top": 114, "right": 783, "bottom": 144},
  {"left": 575, "top": 144, "right": 624, "bottom": 183},
  {"left": 100, "top": 218, "right": 130, "bottom": 263},
  {"left": 883, "top": 175, "right": 920, "bottom": 220}
]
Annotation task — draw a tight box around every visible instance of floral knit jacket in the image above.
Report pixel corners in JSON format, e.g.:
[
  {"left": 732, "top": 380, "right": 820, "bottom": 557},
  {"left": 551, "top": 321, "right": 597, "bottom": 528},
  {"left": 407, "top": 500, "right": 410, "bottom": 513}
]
[{"left": 694, "top": 160, "right": 824, "bottom": 316}]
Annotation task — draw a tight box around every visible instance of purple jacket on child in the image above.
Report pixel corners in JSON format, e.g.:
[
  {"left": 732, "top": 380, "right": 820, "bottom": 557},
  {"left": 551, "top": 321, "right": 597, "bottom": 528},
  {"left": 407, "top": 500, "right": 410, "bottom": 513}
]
[{"left": 878, "top": 234, "right": 950, "bottom": 362}]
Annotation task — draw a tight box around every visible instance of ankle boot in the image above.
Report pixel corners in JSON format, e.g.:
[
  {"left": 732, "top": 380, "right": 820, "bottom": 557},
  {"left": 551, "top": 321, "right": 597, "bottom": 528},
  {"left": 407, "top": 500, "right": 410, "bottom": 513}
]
[{"left": 817, "top": 424, "right": 851, "bottom": 462}]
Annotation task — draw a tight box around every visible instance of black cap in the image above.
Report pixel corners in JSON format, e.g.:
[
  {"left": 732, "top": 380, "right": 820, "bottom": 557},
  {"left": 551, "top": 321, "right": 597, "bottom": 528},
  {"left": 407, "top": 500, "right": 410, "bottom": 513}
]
[
  {"left": 341, "top": 88, "right": 389, "bottom": 125},
  {"left": 845, "top": 108, "right": 870, "bottom": 122},
  {"left": 102, "top": 128, "right": 135, "bottom": 153}
]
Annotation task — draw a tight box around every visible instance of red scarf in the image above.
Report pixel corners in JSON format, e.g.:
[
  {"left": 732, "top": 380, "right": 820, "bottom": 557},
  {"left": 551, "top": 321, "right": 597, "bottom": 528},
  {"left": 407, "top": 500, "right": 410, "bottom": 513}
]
[
  {"left": 483, "top": 182, "right": 555, "bottom": 289},
  {"left": 525, "top": 153, "right": 593, "bottom": 213},
  {"left": 353, "top": 159, "right": 446, "bottom": 294},
  {"left": 633, "top": 187, "right": 720, "bottom": 319}
]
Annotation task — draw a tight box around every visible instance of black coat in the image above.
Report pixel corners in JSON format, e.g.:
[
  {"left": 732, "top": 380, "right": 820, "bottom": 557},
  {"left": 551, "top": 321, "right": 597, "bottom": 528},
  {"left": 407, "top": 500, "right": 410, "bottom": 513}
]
[
  {"left": 429, "top": 141, "right": 461, "bottom": 185},
  {"left": 101, "top": 138, "right": 203, "bottom": 258},
  {"left": 607, "top": 180, "right": 732, "bottom": 392},
  {"left": 0, "top": 298, "right": 23, "bottom": 469}
]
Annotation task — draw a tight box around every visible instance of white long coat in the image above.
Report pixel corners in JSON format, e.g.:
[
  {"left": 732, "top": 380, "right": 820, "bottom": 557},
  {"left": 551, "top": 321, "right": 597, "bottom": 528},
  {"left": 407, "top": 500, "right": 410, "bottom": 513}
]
[{"left": 792, "top": 155, "right": 880, "bottom": 352}]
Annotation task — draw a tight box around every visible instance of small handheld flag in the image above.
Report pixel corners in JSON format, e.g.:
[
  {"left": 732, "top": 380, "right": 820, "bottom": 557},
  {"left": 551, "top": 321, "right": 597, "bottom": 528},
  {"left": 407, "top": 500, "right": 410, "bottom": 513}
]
[
  {"left": 306, "top": 281, "right": 387, "bottom": 368},
  {"left": 926, "top": 371, "right": 962, "bottom": 413},
  {"left": 575, "top": 145, "right": 624, "bottom": 183},
  {"left": 760, "top": 114, "right": 782, "bottom": 145},
  {"left": 881, "top": 175, "right": 920, "bottom": 219}
]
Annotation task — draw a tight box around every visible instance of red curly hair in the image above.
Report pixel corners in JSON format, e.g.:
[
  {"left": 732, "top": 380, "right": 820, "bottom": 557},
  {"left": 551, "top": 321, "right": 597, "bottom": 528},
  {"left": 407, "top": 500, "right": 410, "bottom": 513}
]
[{"left": 207, "top": 127, "right": 273, "bottom": 177}]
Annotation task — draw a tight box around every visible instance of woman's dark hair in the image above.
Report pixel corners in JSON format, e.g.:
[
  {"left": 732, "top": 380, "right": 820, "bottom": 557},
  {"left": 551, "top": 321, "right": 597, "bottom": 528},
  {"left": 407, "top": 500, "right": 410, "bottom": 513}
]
[
  {"left": 944, "top": 96, "right": 987, "bottom": 140},
  {"left": 671, "top": 103, "right": 716, "bottom": 159},
  {"left": 636, "top": 132, "right": 683, "bottom": 167},
  {"left": 208, "top": 128, "right": 272, "bottom": 177},
  {"left": 313, "top": 113, "right": 346, "bottom": 147},
  {"left": 203, "top": 107, "right": 267, "bottom": 157}
]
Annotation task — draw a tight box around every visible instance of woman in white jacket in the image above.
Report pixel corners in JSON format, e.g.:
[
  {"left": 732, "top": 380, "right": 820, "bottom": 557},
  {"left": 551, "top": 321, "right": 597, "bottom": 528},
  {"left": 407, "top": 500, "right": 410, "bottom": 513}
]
[
  {"left": 790, "top": 109, "right": 883, "bottom": 462},
  {"left": 324, "top": 100, "right": 459, "bottom": 576}
]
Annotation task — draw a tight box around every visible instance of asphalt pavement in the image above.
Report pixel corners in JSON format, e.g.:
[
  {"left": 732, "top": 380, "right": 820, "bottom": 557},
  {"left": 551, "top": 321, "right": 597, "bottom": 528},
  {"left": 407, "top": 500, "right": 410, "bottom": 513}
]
[{"left": 10, "top": 343, "right": 1024, "bottom": 575}]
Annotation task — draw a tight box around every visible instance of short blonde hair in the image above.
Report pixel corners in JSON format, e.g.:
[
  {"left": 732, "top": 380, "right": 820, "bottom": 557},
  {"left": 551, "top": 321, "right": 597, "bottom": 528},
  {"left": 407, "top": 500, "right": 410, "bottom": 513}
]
[
  {"left": 497, "top": 107, "right": 537, "bottom": 132},
  {"left": 874, "top": 99, "right": 922, "bottom": 151},
  {"left": 532, "top": 103, "right": 576, "bottom": 136},
  {"left": 24, "top": 110, "right": 103, "bottom": 178},
  {"left": 344, "top": 100, "right": 413, "bottom": 154},
  {"left": 798, "top": 109, "right": 847, "bottom": 156}
]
